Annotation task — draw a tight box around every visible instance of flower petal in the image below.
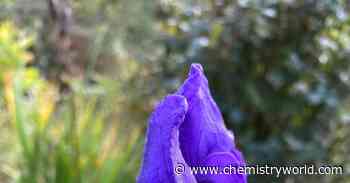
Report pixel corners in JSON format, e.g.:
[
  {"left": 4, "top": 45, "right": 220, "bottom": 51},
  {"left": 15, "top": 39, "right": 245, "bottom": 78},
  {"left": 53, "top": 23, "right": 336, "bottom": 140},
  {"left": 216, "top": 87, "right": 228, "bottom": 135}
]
[
  {"left": 137, "top": 95, "right": 197, "bottom": 183},
  {"left": 177, "top": 64, "right": 247, "bottom": 181},
  {"left": 197, "top": 152, "right": 247, "bottom": 183}
]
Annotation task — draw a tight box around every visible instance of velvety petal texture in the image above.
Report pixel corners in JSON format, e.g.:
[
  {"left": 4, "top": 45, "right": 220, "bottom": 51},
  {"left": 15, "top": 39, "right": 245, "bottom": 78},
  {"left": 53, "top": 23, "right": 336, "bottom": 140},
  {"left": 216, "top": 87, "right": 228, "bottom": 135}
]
[
  {"left": 177, "top": 64, "right": 247, "bottom": 183},
  {"left": 138, "top": 64, "right": 247, "bottom": 183},
  {"left": 137, "top": 95, "right": 197, "bottom": 183},
  {"left": 197, "top": 152, "right": 246, "bottom": 183}
]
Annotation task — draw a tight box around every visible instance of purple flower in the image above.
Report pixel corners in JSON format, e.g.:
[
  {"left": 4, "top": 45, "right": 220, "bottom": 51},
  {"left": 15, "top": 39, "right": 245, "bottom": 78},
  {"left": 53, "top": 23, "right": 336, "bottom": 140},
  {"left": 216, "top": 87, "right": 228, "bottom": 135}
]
[{"left": 137, "top": 64, "right": 247, "bottom": 183}]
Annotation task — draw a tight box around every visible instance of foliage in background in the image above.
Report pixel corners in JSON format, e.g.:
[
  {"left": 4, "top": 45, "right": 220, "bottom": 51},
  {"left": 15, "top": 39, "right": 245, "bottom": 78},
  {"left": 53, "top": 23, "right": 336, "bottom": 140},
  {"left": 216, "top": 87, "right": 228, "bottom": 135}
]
[
  {"left": 0, "top": 0, "right": 350, "bottom": 183},
  {"left": 0, "top": 21, "right": 142, "bottom": 183},
  {"left": 156, "top": 0, "right": 350, "bottom": 182}
]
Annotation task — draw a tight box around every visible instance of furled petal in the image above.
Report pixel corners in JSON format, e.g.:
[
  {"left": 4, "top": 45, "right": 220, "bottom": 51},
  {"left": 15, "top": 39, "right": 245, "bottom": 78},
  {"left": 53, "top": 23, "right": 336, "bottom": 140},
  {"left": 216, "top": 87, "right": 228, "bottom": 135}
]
[
  {"left": 197, "top": 152, "right": 247, "bottom": 183},
  {"left": 137, "top": 95, "right": 197, "bottom": 183},
  {"left": 177, "top": 64, "right": 247, "bottom": 182}
]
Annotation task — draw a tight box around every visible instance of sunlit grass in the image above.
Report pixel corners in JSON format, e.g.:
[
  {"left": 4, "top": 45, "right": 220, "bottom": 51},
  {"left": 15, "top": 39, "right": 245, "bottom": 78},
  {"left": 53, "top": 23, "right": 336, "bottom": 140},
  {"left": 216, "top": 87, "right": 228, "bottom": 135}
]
[
  {"left": 2, "top": 76, "right": 143, "bottom": 183},
  {"left": 0, "top": 21, "right": 143, "bottom": 183}
]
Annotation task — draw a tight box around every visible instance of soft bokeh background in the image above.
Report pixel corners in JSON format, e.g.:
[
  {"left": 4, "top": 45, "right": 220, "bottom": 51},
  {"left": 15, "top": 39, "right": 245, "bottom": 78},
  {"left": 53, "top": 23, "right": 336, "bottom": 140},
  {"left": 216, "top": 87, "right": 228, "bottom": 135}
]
[{"left": 0, "top": 0, "right": 349, "bottom": 182}]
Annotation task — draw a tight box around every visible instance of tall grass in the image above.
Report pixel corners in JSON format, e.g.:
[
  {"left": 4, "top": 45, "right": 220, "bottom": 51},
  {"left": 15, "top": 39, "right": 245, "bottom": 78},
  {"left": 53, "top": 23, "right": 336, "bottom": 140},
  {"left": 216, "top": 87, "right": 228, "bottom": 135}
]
[{"left": 0, "top": 21, "right": 143, "bottom": 183}]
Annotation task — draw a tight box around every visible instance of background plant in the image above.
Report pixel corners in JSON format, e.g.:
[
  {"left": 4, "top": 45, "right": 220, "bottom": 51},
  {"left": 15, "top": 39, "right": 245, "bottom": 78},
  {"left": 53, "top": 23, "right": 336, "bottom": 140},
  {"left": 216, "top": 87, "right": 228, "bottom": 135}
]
[
  {"left": 0, "top": 0, "right": 349, "bottom": 183},
  {"left": 0, "top": 21, "right": 142, "bottom": 183}
]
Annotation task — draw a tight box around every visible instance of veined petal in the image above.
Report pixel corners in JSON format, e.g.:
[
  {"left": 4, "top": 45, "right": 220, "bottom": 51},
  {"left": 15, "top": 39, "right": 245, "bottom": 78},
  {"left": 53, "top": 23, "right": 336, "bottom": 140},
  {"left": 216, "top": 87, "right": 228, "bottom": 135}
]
[
  {"left": 177, "top": 64, "right": 247, "bottom": 182},
  {"left": 137, "top": 95, "right": 197, "bottom": 183}
]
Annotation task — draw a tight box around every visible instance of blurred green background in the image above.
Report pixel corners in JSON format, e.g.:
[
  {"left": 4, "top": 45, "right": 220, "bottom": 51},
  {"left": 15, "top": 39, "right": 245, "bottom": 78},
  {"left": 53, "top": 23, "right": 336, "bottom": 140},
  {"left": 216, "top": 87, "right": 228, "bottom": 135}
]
[{"left": 0, "top": 0, "right": 349, "bottom": 182}]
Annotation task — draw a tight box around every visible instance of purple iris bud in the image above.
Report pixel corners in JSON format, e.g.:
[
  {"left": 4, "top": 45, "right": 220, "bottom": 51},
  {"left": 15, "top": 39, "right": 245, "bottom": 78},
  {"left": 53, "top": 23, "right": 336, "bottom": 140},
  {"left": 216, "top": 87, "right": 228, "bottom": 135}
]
[{"left": 138, "top": 64, "right": 247, "bottom": 183}]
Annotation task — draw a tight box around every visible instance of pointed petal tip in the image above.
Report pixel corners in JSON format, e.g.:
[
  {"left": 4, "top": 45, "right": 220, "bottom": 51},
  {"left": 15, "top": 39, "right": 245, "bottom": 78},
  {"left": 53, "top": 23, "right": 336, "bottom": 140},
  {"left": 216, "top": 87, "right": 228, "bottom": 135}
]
[
  {"left": 177, "top": 63, "right": 209, "bottom": 98},
  {"left": 189, "top": 63, "right": 204, "bottom": 76}
]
